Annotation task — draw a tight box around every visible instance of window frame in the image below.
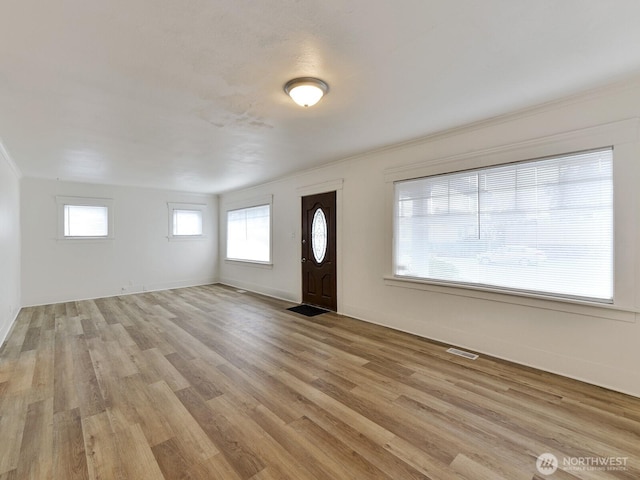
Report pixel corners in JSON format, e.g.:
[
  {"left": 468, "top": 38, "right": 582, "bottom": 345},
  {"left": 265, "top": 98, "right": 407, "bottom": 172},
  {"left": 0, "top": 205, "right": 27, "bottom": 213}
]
[
  {"left": 224, "top": 195, "right": 273, "bottom": 266},
  {"left": 56, "top": 196, "right": 114, "bottom": 241},
  {"left": 167, "top": 202, "right": 207, "bottom": 241},
  {"left": 392, "top": 147, "right": 614, "bottom": 304},
  {"left": 383, "top": 118, "right": 639, "bottom": 322}
]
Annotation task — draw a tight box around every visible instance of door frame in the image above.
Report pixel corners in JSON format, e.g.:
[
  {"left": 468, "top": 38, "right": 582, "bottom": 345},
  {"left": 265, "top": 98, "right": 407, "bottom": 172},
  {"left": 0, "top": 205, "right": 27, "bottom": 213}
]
[{"left": 297, "top": 179, "right": 343, "bottom": 313}]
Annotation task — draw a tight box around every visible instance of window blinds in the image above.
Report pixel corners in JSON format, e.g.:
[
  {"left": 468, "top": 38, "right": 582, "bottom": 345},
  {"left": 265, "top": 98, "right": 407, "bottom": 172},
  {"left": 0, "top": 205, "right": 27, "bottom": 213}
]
[
  {"left": 64, "top": 205, "right": 109, "bottom": 237},
  {"left": 394, "top": 148, "right": 613, "bottom": 302},
  {"left": 226, "top": 204, "right": 271, "bottom": 262},
  {"left": 173, "top": 209, "right": 203, "bottom": 236}
]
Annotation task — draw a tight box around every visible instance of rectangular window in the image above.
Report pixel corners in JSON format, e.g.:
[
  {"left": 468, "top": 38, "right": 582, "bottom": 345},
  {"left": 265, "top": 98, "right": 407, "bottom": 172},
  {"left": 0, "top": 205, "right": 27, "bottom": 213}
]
[
  {"left": 394, "top": 148, "right": 613, "bottom": 302},
  {"left": 173, "top": 209, "right": 203, "bottom": 236},
  {"left": 57, "top": 196, "right": 114, "bottom": 239},
  {"left": 167, "top": 203, "right": 206, "bottom": 239},
  {"left": 226, "top": 204, "right": 271, "bottom": 263},
  {"left": 64, "top": 205, "right": 109, "bottom": 237}
]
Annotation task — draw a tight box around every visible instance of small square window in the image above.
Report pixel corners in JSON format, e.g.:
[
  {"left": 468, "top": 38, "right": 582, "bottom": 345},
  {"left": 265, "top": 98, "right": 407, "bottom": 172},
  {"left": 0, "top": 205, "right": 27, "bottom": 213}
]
[
  {"left": 168, "top": 203, "right": 206, "bottom": 240},
  {"left": 173, "top": 209, "right": 203, "bottom": 236}
]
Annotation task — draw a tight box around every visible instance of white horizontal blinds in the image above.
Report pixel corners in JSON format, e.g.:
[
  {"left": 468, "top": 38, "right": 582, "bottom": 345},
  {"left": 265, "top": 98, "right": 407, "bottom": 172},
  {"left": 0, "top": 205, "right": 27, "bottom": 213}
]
[
  {"left": 227, "top": 204, "right": 270, "bottom": 262},
  {"left": 64, "top": 205, "right": 109, "bottom": 237},
  {"left": 173, "top": 209, "right": 203, "bottom": 236},
  {"left": 394, "top": 147, "right": 613, "bottom": 302}
]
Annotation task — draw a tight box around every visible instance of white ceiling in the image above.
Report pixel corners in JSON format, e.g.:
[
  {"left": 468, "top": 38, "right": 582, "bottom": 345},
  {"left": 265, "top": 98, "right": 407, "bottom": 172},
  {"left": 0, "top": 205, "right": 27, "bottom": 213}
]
[{"left": 2, "top": 1, "right": 640, "bottom": 193}]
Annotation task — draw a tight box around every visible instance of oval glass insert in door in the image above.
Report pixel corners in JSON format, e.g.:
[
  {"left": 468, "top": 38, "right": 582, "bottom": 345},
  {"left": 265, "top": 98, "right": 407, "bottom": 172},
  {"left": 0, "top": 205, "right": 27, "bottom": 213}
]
[{"left": 311, "top": 208, "right": 328, "bottom": 263}]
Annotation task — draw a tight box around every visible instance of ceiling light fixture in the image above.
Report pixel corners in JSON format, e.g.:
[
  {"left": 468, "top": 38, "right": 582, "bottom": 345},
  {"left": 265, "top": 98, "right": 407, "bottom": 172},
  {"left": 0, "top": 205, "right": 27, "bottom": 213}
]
[{"left": 284, "top": 77, "right": 329, "bottom": 107}]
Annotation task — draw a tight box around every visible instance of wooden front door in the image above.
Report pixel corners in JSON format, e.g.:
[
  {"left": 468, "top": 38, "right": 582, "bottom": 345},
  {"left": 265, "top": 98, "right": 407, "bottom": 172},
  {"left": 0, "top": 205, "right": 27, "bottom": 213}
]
[{"left": 301, "top": 191, "right": 337, "bottom": 311}]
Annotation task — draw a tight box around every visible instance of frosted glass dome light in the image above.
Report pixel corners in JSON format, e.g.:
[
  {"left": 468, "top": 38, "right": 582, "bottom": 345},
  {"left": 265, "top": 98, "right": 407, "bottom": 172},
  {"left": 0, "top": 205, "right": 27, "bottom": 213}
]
[{"left": 284, "top": 77, "right": 329, "bottom": 107}]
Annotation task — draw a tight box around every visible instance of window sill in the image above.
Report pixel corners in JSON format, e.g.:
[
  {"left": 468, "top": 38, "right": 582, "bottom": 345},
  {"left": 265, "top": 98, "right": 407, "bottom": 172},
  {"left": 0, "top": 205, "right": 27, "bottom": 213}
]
[
  {"left": 57, "top": 237, "right": 114, "bottom": 243},
  {"left": 225, "top": 259, "right": 273, "bottom": 269},
  {"left": 167, "top": 235, "right": 206, "bottom": 242},
  {"left": 384, "top": 275, "right": 637, "bottom": 323}
]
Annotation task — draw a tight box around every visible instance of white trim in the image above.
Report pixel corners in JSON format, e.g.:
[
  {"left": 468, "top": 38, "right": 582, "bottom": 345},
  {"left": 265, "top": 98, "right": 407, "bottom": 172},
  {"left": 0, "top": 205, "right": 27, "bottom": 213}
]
[
  {"left": 355, "top": 82, "right": 640, "bottom": 175},
  {"left": 223, "top": 194, "right": 273, "bottom": 211},
  {"left": 224, "top": 259, "right": 273, "bottom": 269},
  {"left": 385, "top": 119, "right": 638, "bottom": 318},
  {"left": 384, "top": 118, "right": 638, "bottom": 183},
  {"left": 223, "top": 195, "right": 273, "bottom": 264},
  {"left": 167, "top": 202, "right": 207, "bottom": 241},
  {"left": 384, "top": 276, "right": 636, "bottom": 323},
  {"left": 56, "top": 196, "right": 114, "bottom": 240},
  {"left": 217, "top": 281, "right": 298, "bottom": 304},
  {"left": 0, "top": 139, "right": 22, "bottom": 179},
  {"left": 0, "top": 306, "right": 21, "bottom": 348},
  {"left": 341, "top": 301, "right": 640, "bottom": 398},
  {"left": 22, "top": 279, "right": 218, "bottom": 308},
  {"left": 296, "top": 178, "right": 344, "bottom": 196}
]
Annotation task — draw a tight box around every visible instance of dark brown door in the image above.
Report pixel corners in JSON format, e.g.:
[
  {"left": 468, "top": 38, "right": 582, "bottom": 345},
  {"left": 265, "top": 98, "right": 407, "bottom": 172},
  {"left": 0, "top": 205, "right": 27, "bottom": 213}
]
[{"left": 302, "top": 191, "right": 337, "bottom": 311}]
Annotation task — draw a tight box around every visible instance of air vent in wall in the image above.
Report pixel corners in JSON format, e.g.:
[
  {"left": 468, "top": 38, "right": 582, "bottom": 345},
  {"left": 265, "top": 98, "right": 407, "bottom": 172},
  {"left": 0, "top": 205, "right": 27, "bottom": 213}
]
[{"left": 446, "top": 347, "right": 479, "bottom": 360}]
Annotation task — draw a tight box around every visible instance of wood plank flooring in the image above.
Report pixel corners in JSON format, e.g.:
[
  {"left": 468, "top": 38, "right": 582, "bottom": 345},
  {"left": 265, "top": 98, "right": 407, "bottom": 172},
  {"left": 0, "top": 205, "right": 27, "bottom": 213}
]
[{"left": 1, "top": 284, "right": 639, "bottom": 479}]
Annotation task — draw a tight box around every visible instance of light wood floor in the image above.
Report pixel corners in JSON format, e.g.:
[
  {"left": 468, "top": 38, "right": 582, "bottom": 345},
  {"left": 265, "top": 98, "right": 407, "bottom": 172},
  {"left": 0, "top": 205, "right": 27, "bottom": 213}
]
[{"left": 1, "top": 285, "right": 639, "bottom": 479}]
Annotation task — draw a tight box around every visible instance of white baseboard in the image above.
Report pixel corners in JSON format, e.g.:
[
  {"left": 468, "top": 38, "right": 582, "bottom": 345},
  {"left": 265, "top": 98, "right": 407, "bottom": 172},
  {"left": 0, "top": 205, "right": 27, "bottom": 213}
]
[
  {"left": 218, "top": 278, "right": 299, "bottom": 304},
  {"left": 0, "top": 306, "right": 21, "bottom": 348},
  {"left": 22, "top": 277, "right": 219, "bottom": 307},
  {"left": 343, "top": 302, "right": 640, "bottom": 398}
]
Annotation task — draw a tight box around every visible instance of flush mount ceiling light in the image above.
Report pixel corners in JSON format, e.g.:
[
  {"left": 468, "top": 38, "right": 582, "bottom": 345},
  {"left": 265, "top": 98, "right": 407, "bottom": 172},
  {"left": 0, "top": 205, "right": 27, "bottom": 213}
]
[{"left": 284, "top": 77, "right": 329, "bottom": 107}]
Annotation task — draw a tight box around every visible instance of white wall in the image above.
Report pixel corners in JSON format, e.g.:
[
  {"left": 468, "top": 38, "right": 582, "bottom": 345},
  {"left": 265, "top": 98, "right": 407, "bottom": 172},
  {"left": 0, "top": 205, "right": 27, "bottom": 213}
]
[
  {"left": 21, "top": 178, "right": 218, "bottom": 306},
  {"left": 220, "top": 78, "right": 640, "bottom": 397},
  {"left": 0, "top": 144, "right": 21, "bottom": 345}
]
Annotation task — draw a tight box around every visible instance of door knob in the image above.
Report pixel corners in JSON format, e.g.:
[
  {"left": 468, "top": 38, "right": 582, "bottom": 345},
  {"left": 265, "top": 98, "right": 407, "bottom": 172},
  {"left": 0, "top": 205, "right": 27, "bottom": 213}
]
[{"left": 301, "top": 257, "right": 306, "bottom": 263}]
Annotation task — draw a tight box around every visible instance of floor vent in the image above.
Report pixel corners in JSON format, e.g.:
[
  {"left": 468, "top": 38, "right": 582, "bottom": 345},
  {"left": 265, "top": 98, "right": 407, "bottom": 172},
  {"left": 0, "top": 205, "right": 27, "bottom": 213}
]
[{"left": 446, "top": 348, "right": 479, "bottom": 360}]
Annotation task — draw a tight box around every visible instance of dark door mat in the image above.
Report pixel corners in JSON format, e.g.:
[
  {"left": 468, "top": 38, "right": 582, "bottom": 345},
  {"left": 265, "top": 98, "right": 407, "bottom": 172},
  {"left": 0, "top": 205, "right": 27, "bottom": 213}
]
[{"left": 287, "top": 304, "right": 329, "bottom": 317}]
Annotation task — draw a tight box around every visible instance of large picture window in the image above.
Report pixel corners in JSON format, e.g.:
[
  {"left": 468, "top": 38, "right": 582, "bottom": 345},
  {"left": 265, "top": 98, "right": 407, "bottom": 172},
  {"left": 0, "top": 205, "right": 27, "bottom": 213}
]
[
  {"left": 394, "top": 148, "right": 613, "bottom": 302},
  {"left": 226, "top": 204, "right": 271, "bottom": 263}
]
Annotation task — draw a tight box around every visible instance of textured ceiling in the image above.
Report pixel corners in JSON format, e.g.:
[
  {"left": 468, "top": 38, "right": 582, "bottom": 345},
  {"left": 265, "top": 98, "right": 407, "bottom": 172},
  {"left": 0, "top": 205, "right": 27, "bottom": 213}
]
[{"left": 2, "top": 0, "right": 640, "bottom": 193}]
